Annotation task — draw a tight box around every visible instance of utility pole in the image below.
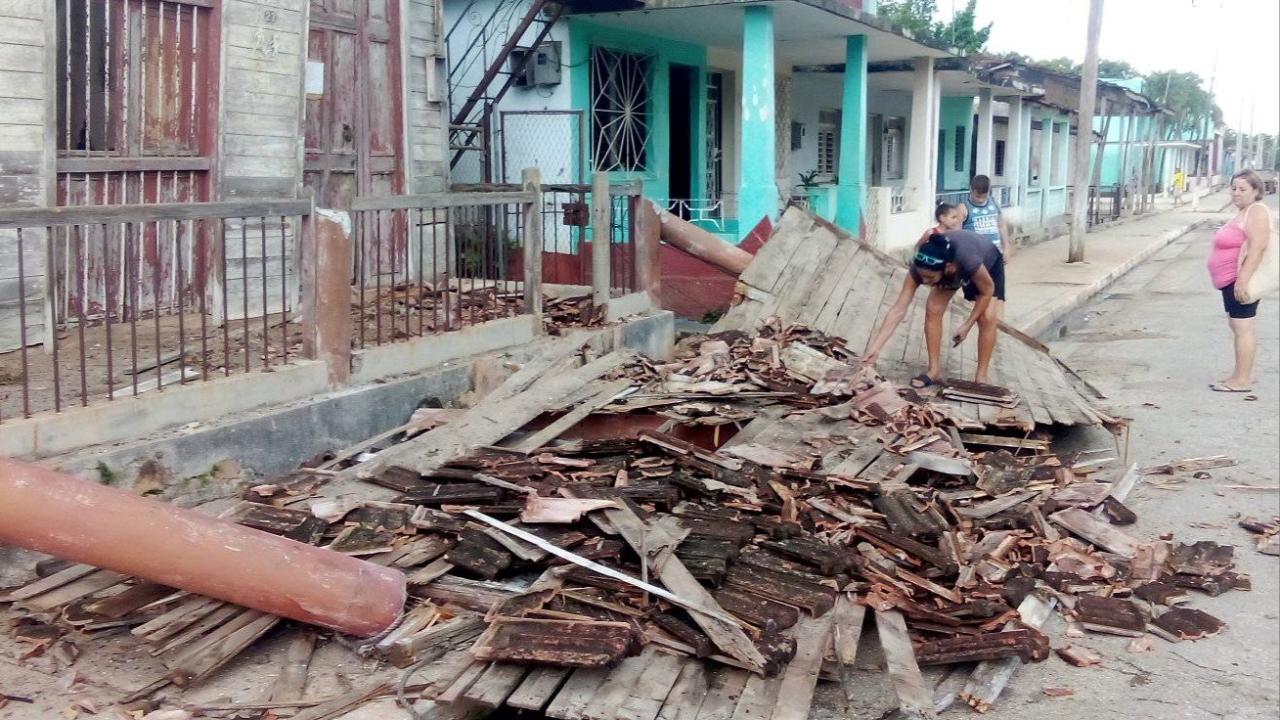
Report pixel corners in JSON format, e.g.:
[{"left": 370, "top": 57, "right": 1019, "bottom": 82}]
[{"left": 1068, "top": 0, "right": 1104, "bottom": 263}]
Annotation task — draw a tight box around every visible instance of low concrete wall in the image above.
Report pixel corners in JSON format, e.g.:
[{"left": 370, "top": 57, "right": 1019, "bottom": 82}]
[
  {"left": 48, "top": 311, "right": 676, "bottom": 489},
  {"left": 350, "top": 315, "right": 539, "bottom": 385},
  {"left": 0, "top": 361, "right": 330, "bottom": 459}
]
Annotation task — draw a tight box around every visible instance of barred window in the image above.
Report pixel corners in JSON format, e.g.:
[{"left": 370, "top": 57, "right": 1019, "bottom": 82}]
[
  {"left": 954, "top": 126, "right": 966, "bottom": 172},
  {"left": 995, "top": 139, "right": 1007, "bottom": 176},
  {"left": 816, "top": 109, "right": 840, "bottom": 178},
  {"left": 590, "top": 47, "right": 651, "bottom": 172}
]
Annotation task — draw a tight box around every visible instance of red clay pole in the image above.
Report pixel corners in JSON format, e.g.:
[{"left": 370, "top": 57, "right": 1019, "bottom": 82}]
[
  {"left": 0, "top": 458, "right": 405, "bottom": 637},
  {"left": 653, "top": 201, "right": 754, "bottom": 276}
]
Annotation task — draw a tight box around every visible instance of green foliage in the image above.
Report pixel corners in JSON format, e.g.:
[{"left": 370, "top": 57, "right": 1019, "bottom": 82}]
[
  {"left": 797, "top": 171, "right": 822, "bottom": 188},
  {"left": 1097, "top": 58, "right": 1140, "bottom": 80},
  {"left": 1145, "top": 70, "right": 1222, "bottom": 140},
  {"left": 878, "top": 0, "right": 991, "bottom": 54}
]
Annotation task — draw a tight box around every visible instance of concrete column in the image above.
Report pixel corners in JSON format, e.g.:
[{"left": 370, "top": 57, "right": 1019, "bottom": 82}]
[
  {"left": 1056, "top": 119, "right": 1071, "bottom": 185},
  {"left": 738, "top": 5, "right": 778, "bottom": 238},
  {"left": 1038, "top": 114, "right": 1054, "bottom": 188},
  {"left": 1004, "top": 98, "right": 1024, "bottom": 203},
  {"left": 836, "top": 34, "right": 868, "bottom": 232},
  {"left": 975, "top": 88, "right": 995, "bottom": 176},
  {"left": 300, "top": 209, "right": 354, "bottom": 388},
  {"left": 906, "top": 56, "right": 936, "bottom": 213}
]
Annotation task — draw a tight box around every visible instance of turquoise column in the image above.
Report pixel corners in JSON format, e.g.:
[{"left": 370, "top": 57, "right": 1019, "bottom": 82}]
[
  {"left": 836, "top": 34, "right": 868, "bottom": 232},
  {"left": 738, "top": 6, "right": 777, "bottom": 239}
]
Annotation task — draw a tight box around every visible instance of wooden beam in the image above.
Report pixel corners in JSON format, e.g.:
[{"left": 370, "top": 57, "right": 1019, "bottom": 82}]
[{"left": 873, "top": 609, "right": 937, "bottom": 720}]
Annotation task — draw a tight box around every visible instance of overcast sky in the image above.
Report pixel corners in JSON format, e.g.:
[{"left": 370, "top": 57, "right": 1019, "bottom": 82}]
[{"left": 933, "top": 0, "right": 1280, "bottom": 133}]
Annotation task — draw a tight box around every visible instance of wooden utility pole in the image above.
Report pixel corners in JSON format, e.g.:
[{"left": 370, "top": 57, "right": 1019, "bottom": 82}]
[{"left": 1068, "top": 0, "right": 1105, "bottom": 263}]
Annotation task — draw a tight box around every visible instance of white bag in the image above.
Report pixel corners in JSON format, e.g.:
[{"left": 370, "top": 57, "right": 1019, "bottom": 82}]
[{"left": 1239, "top": 203, "right": 1279, "bottom": 303}]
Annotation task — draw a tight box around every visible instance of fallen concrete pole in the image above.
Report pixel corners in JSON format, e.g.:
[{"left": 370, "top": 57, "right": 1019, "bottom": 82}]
[
  {"left": 653, "top": 201, "right": 753, "bottom": 276},
  {"left": 0, "top": 458, "right": 405, "bottom": 637}
]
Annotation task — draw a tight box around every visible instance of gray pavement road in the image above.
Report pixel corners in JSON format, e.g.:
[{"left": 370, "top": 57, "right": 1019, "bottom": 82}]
[{"left": 815, "top": 203, "right": 1280, "bottom": 720}]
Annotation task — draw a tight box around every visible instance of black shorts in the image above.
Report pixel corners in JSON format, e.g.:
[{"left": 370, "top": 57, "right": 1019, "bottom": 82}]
[
  {"left": 1221, "top": 282, "right": 1260, "bottom": 319},
  {"left": 963, "top": 252, "right": 1006, "bottom": 302}
]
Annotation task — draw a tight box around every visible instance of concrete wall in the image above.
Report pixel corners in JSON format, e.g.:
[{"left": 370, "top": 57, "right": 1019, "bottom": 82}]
[
  {"left": 938, "top": 95, "right": 974, "bottom": 191},
  {"left": 788, "top": 74, "right": 913, "bottom": 193},
  {"left": 48, "top": 310, "right": 676, "bottom": 488}
]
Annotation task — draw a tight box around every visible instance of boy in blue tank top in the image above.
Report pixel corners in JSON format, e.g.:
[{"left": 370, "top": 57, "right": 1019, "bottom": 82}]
[{"left": 957, "top": 174, "right": 1009, "bottom": 314}]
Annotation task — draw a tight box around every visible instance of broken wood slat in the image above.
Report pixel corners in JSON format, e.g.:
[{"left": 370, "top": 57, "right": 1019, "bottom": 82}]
[
  {"left": 17, "top": 570, "right": 125, "bottom": 613},
  {"left": 472, "top": 617, "right": 642, "bottom": 667},
  {"left": 406, "top": 558, "right": 455, "bottom": 586},
  {"left": 581, "top": 650, "right": 657, "bottom": 720},
  {"left": 957, "top": 433, "right": 1050, "bottom": 450},
  {"left": 730, "top": 673, "right": 784, "bottom": 720},
  {"left": 1140, "top": 455, "right": 1236, "bottom": 475},
  {"left": 507, "top": 666, "right": 573, "bottom": 711},
  {"left": 289, "top": 682, "right": 392, "bottom": 720},
  {"left": 713, "top": 586, "right": 800, "bottom": 631},
  {"left": 1049, "top": 508, "right": 1143, "bottom": 557},
  {"left": 694, "top": 670, "right": 751, "bottom": 720},
  {"left": 953, "top": 490, "right": 1039, "bottom": 520},
  {"left": 959, "top": 592, "right": 1057, "bottom": 713},
  {"left": 656, "top": 662, "right": 710, "bottom": 720},
  {"left": 267, "top": 631, "right": 316, "bottom": 706},
  {"left": 558, "top": 490, "right": 768, "bottom": 673},
  {"left": 617, "top": 650, "right": 686, "bottom": 720},
  {"left": 1, "top": 563, "right": 97, "bottom": 602},
  {"left": 721, "top": 565, "right": 835, "bottom": 616},
  {"left": 82, "top": 582, "right": 174, "bottom": 619},
  {"left": 396, "top": 483, "right": 505, "bottom": 505},
  {"left": 770, "top": 610, "right": 836, "bottom": 720},
  {"left": 437, "top": 661, "right": 489, "bottom": 704},
  {"left": 462, "top": 662, "right": 530, "bottom": 709},
  {"left": 512, "top": 379, "right": 634, "bottom": 454},
  {"left": 544, "top": 666, "right": 611, "bottom": 720},
  {"left": 370, "top": 351, "right": 634, "bottom": 479},
  {"left": 385, "top": 614, "right": 486, "bottom": 668},
  {"left": 169, "top": 611, "right": 281, "bottom": 686},
  {"left": 832, "top": 595, "right": 866, "bottom": 667},
  {"left": 873, "top": 609, "right": 938, "bottom": 720},
  {"left": 132, "top": 596, "right": 221, "bottom": 642}
]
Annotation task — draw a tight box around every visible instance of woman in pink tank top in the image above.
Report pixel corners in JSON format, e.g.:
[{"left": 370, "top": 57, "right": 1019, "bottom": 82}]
[{"left": 1208, "top": 170, "right": 1271, "bottom": 392}]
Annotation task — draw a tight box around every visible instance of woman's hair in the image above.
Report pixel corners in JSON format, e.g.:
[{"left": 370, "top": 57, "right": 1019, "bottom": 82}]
[
  {"left": 913, "top": 233, "right": 954, "bottom": 270},
  {"left": 1232, "top": 170, "right": 1265, "bottom": 202},
  {"left": 934, "top": 202, "right": 955, "bottom": 222}
]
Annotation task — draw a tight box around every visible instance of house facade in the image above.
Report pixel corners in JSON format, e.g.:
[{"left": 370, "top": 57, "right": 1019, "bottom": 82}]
[{"left": 0, "top": 0, "right": 450, "bottom": 350}]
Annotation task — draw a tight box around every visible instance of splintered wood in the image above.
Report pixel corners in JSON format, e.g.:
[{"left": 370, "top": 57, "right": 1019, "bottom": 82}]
[{"left": 0, "top": 320, "right": 1244, "bottom": 718}]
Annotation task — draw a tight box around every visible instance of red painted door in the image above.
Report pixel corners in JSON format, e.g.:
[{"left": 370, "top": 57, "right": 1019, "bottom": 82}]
[{"left": 305, "top": 0, "right": 405, "bottom": 208}]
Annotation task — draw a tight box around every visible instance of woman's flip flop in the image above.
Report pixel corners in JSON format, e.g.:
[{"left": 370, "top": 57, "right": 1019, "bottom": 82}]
[
  {"left": 910, "top": 373, "right": 939, "bottom": 389},
  {"left": 1209, "top": 382, "right": 1251, "bottom": 393}
]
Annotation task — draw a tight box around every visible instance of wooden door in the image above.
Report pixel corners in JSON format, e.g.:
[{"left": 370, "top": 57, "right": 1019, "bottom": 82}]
[{"left": 305, "top": 0, "right": 404, "bottom": 208}]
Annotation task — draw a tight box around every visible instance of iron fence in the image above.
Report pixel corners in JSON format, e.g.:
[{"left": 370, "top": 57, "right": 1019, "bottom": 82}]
[
  {"left": 0, "top": 200, "right": 309, "bottom": 423},
  {"left": 347, "top": 191, "right": 536, "bottom": 348}
]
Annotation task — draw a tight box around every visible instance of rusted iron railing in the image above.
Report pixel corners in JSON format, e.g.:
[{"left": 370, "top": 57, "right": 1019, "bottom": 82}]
[
  {"left": 0, "top": 199, "right": 310, "bottom": 423},
  {"left": 347, "top": 188, "right": 540, "bottom": 348}
]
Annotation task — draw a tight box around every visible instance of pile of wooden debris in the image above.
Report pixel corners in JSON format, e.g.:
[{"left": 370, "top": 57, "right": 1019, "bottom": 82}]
[{"left": 0, "top": 323, "right": 1248, "bottom": 720}]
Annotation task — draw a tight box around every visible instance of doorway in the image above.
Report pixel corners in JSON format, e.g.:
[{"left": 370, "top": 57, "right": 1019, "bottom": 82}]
[{"left": 668, "top": 64, "right": 696, "bottom": 214}]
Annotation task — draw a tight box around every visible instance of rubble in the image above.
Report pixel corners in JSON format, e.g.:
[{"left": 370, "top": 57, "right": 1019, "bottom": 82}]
[{"left": 0, "top": 317, "right": 1254, "bottom": 719}]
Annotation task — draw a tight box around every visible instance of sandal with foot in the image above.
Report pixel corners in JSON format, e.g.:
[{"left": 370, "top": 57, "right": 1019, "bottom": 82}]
[
  {"left": 910, "top": 373, "right": 940, "bottom": 389},
  {"left": 1209, "top": 382, "right": 1251, "bottom": 393}
]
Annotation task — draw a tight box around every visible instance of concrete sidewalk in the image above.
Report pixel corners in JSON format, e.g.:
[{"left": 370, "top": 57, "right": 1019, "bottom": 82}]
[{"left": 1004, "top": 190, "right": 1233, "bottom": 337}]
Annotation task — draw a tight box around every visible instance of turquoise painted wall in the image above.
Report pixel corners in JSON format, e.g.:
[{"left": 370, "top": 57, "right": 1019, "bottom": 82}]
[
  {"left": 568, "top": 20, "right": 708, "bottom": 204},
  {"left": 737, "top": 6, "right": 777, "bottom": 240},
  {"left": 1094, "top": 113, "right": 1155, "bottom": 186},
  {"left": 938, "top": 96, "right": 975, "bottom": 191}
]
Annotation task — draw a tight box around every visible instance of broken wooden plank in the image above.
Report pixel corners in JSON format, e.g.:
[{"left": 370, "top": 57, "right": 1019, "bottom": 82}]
[
  {"left": 730, "top": 673, "right": 784, "bottom": 720},
  {"left": 694, "top": 670, "right": 751, "bottom": 720},
  {"left": 1, "top": 563, "right": 97, "bottom": 602},
  {"left": 544, "top": 666, "right": 611, "bottom": 720},
  {"left": 462, "top": 662, "right": 530, "bottom": 709},
  {"left": 582, "top": 650, "right": 657, "bottom": 720},
  {"left": 656, "top": 662, "right": 710, "bottom": 720},
  {"left": 874, "top": 609, "right": 938, "bottom": 720},
  {"left": 512, "top": 379, "right": 634, "bottom": 453},
  {"left": 959, "top": 592, "right": 1057, "bottom": 713},
  {"left": 617, "top": 650, "right": 685, "bottom": 720},
  {"left": 1049, "top": 508, "right": 1143, "bottom": 557},
  {"left": 769, "top": 611, "right": 836, "bottom": 720},
  {"left": 507, "top": 666, "right": 573, "bottom": 711},
  {"left": 267, "top": 631, "right": 316, "bottom": 706}
]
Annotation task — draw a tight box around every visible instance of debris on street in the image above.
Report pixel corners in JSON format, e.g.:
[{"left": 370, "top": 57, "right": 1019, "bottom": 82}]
[{"left": 0, "top": 315, "right": 1253, "bottom": 719}]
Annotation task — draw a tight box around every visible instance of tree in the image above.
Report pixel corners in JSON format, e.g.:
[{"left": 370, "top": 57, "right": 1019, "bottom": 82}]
[
  {"left": 1038, "top": 56, "right": 1080, "bottom": 74},
  {"left": 1144, "top": 70, "right": 1222, "bottom": 141},
  {"left": 1097, "top": 58, "right": 1139, "bottom": 80},
  {"left": 878, "top": 0, "right": 991, "bottom": 54}
]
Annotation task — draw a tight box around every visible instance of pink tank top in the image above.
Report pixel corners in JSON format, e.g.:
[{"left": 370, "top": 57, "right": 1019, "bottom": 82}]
[{"left": 1208, "top": 216, "right": 1248, "bottom": 289}]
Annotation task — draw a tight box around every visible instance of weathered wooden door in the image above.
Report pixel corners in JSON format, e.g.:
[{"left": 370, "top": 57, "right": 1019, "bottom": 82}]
[{"left": 305, "top": 0, "right": 405, "bottom": 208}]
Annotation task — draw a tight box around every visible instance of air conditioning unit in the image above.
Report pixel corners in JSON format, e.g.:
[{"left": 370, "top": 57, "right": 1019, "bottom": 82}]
[{"left": 510, "top": 41, "right": 562, "bottom": 88}]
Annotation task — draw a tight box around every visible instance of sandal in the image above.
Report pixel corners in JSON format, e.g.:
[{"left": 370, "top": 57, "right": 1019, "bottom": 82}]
[
  {"left": 1209, "top": 382, "right": 1252, "bottom": 393},
  {"left": 910, "top": 373, "right": 940, "bottom": 389}
]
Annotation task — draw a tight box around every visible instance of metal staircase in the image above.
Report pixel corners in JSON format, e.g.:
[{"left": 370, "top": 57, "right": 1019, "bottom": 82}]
[{"left": 446, "top": 0, "right": 563, "bottom": 179}]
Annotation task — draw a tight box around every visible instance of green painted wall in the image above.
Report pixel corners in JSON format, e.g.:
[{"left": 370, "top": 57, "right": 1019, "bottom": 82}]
[
  {"left": 938, "top": 96, "right": 975, "bottom": 191},
  {"left": 568, "top": 19, "right": 708, "bottom": 205},
  {"left": 835, "top": 34, "right": 868, "bottom": 232},
  {"left": 737, "top": 6, "right": 777, "bottom": 239},
  {"left": 1094, "top": 113, "right": 1155, "bottom": 186}
]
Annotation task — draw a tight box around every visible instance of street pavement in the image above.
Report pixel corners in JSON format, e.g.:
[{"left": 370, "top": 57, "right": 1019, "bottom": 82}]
[{"left": 815, "top": 195, "right": 1279, "bottom": 720}]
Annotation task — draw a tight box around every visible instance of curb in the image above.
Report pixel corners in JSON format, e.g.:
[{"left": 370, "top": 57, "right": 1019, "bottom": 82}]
[{"left": 1019, "top": 217, "right": 1216, "bottom": 339}]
